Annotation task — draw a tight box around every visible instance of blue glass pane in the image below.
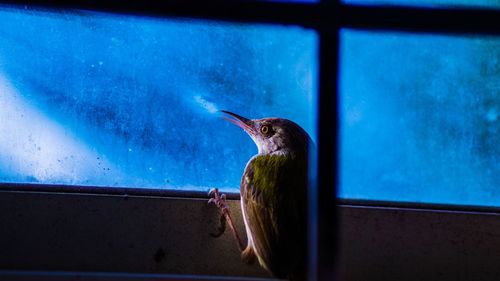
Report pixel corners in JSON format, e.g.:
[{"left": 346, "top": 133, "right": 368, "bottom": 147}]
[
  {"left": 343, "top": 0, "right": 500, "bottom": 9},
  {"left": 340, "top": 29, "right": 500, "bottom": 207},
  {"left": 0, "top": 7, "right": 317, "bottom": 191}
]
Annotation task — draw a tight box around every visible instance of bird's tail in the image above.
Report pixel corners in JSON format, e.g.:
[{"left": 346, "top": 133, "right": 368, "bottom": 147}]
[{"left": 241, "top": 245, "right": 256, "bottom": 264}]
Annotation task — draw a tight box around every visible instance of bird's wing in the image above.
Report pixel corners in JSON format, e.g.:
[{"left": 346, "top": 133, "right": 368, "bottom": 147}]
[{"left": 241, "top": 154, "right": 307, "bottom": 279}]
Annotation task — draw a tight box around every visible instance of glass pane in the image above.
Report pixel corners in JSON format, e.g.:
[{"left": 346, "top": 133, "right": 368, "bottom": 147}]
[
  {"left": 340, "top": 29, "right": 500, "bottom": 207},
  {"left": 343, "top": 0, "right": 500, "bottom": 9},
  {"left": 0, "top": 7, "right": 317, "bottom": 191}
]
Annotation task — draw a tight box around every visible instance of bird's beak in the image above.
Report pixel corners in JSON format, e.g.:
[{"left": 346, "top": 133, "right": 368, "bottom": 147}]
[{"left": 221, "top": 110, "right": 254, "bottom": 133}]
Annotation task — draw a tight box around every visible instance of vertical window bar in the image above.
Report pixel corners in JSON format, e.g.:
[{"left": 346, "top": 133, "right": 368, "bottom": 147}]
[{"left": 312, "top": 1, "right": 339, "bottom": 280}]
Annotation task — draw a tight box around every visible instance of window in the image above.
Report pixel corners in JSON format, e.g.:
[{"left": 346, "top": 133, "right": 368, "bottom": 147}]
[
  {"left": 1, "top": 1, "right": 500, "bottom": 281},
  {"left": 0, "top": 6, "right": 316, "bottom": 191},
  {"left": 340, "top": 30, "right": 500, "bottom": 207},
  {"left": 0, "top": 2, "right": 329, "bottom": 280}
]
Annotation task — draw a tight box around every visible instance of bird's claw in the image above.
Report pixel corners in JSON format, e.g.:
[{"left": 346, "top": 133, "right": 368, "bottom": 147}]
[
  {"left": 208, "top": 188, "right": 218, "bottom": 197},
  {"left": 208, "top": 187, "right": 229, "bottom": 237},
  {"left": 208, "top": 188, "right": 228, "bottom": 211}
]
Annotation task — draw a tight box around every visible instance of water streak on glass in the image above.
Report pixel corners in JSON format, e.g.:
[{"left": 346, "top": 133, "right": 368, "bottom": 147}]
[
  {"left": 0, "top": 7, "right": 317, "bottom": 191},
  {"left": 340, "top": 29, "right": 500, "bottom": 207}
]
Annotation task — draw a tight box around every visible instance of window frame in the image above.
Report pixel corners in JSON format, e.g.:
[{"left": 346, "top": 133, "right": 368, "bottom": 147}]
[{"left": 1, "top": 1, "right": 500, "bottom": 280}]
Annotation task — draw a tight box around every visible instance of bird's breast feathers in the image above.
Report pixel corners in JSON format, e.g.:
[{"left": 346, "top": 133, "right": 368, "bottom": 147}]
[
  {"left": 242, "top": 154, "right": 306, "bottom": 203},
  {"left": 240, "top": 153, "right": 308, "bottom": 279}
]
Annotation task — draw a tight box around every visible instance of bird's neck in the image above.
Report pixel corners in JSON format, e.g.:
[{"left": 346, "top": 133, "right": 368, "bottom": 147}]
[
  {"left": 258, "top": 148, "right": 308, "bottom": 161},
  {"left": 264, "top": 148, "right": 293, "bottom": 157}
]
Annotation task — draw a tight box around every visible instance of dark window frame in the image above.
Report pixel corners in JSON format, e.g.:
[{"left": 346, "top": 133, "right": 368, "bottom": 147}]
[{"left": 1, "top": 1, "right": 500, "bottom": 280}]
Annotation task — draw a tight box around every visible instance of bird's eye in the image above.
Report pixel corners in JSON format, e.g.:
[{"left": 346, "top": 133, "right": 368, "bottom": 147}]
[{"left": 260, "top": 125, "right": 270, "bottom": 135}]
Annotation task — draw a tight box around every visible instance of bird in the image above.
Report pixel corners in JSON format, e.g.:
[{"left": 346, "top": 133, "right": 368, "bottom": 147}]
[{"left": 209, "top": 110, "right": 311, "bottom": 281}]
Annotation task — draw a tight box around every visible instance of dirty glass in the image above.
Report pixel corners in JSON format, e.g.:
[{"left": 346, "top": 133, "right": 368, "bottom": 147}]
[
  {"left": 0, "top": 7, "right": 317, "bottom": 191},
  {"left": 339, "top": 29, "right": 500, "bottom": 207},
  {"left": 343, "top": 0, "right": 500, "bottom": 9}
]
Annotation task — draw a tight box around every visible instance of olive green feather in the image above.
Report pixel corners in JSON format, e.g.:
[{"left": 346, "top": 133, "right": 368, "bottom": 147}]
[{"left": 241, "top": 154, "right": 308, "bottom": 280}]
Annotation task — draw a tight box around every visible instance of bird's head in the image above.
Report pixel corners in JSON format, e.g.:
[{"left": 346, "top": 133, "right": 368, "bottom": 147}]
[{"left": 222, "top": 110, "right": 311, "bottom": 156}]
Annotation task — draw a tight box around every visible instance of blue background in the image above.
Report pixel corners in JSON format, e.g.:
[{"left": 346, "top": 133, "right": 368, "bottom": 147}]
[
  {"left": 0, "top": 6, "right": 498, "bottom": 207},
  {"left": 0, "top": 7, "right": 317, "bottom": 192},
  {"left": 340, "top": 30, "right": 500, "bottom": 206}
]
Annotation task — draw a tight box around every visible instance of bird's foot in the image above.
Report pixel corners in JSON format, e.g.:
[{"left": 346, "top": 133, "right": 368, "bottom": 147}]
[
  {"left": 208, "top": 188, "right": 228, "bottom": 238},
  {"left": 208, "top": 188, "right": 228, "bottom": 212},
  {"left": 208, "top": 188, "right": 245, "bottom": 251}
]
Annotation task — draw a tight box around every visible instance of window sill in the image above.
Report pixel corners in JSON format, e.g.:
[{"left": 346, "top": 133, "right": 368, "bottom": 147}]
[
  {"left": 0, "top": 187, "right": 265, "bottom": 278},
  {"left": 2, "top": 185, "right": 500, "bottom": 281}
]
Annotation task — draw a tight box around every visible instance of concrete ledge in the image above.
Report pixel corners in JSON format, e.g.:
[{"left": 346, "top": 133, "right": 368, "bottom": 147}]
[
  {"left": 0, "top": 190, "right": 269, "bottom": 278},
  {"left": 2, "top": 189, "right": 500, "bottom": 281}
]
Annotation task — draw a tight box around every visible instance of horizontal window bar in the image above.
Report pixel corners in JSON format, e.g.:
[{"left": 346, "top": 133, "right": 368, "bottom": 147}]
[
  {"left": 0, "top": 270, "right": 276, "bottom": 281},
  {"left": 4, "top": 182, "right": 500, "bottom": 215},
  {"left": 339, "top": 198, "right": 500, "bottom": 214},
  {"left": 0, "top": 270, "right": 274, "bottom": 281},
  {"left": 0, "top": 1, "right": 321, "bottom": 28},
  {"left": 341, "top": 5, "right": 500, "bottom": 34},
  {"left": 2, "top": 1, "right": 500, "bottom": 34},
  {"left": 0, "top": 182, "right": 240, "bottom": 199}
]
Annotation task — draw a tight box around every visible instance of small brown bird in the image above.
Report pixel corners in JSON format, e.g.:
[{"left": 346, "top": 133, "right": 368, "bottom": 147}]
[{"left": 210, "top": 111, "right": 311, "bottom": 281}]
